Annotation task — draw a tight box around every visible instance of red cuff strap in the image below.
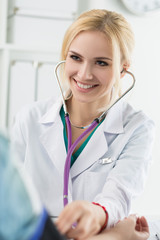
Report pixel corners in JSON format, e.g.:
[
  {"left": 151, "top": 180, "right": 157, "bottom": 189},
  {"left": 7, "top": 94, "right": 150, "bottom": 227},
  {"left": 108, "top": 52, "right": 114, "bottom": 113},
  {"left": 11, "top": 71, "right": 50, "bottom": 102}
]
[{"left": 92, "top": 202, "right": 108, "bottom": 232}]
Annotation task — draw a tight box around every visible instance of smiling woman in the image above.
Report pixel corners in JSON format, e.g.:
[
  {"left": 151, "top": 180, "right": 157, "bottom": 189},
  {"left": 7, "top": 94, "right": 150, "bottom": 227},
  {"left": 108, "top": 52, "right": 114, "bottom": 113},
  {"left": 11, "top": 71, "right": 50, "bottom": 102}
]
[
  {"left": 65, "top": 31, "right": 114, "bottom": 115},
  {"left": 12, "top": 9, "right": 155, "bottom": 240},
  {"left": 61, "top": 10, "right": 134, "bottom": 112}
]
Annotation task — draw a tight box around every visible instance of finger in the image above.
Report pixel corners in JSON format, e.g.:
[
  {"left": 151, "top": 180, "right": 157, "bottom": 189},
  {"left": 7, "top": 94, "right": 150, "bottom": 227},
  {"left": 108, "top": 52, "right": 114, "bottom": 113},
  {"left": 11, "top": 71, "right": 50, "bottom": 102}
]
[
  {"left": 65, "top": 227, "right": 77, "bottom": 239},
  {"left": 139, "top": 216, "right": 149, "bottom": 233},
  {"left": 76, "top": 216, "right": 98, "bottom": 239},
  {"left": 124, "top": 214, "right": 137, "bottom": 226},
  {"left": 56, "top": 208, "right": 81, "bottom": 234},
  {"left": 136, "top": 218, "right": 142, "bottom": 231},
  {"left": 68, "top": 213, "right": 99, "bottom": 240},
  {"left": 129, "top": 214, "right": 139, "bottom": 221},
  {"left": 56, "top": 217, "right": 79, "bottom": 234},
  {"left": 135, "top": 230, "right": 150, "bottom": 240},
  {"left": 134, "top": 216, "right": 150, "bottom": 240},
  {"left": 67, "top": 219, "right": 92, "bottom": 239}
]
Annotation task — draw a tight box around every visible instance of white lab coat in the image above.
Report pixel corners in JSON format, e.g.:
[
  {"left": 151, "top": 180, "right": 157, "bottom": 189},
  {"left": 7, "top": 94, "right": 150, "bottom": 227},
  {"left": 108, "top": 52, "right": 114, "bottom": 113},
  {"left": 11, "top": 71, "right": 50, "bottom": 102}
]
[{"left": 12, "top": 97, "right": 155, "bottom": 227}]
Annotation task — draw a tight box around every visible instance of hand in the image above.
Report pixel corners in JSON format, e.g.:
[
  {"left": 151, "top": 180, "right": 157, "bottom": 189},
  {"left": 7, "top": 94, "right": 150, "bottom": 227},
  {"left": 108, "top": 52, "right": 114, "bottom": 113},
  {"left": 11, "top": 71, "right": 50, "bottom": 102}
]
[
  {"left": 112, "top": 214, "right": 149, "bottom": 240},
  {"left": 55, "top": 200, "right": 106, "bottom": 240},
  {"left": 134, "top": 215, "right": 150, "bottom": 240},
  {"left": 87, "top": 214, "right": 149, "bottom": 240}
]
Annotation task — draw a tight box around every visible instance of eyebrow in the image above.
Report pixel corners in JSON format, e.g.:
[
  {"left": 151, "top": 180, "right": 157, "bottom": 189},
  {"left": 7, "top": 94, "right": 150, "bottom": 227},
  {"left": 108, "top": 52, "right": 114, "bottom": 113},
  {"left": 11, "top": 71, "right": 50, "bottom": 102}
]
[{"left": 68, "top": 50, "right": 112, "bottom": 61}]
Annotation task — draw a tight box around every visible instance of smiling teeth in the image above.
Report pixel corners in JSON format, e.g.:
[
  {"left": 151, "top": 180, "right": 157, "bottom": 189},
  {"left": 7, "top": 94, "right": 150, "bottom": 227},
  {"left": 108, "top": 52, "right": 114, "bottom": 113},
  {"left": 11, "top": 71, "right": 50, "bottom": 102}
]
[{"left": 77, "top": 82, "right": 94, "bottom": 89}]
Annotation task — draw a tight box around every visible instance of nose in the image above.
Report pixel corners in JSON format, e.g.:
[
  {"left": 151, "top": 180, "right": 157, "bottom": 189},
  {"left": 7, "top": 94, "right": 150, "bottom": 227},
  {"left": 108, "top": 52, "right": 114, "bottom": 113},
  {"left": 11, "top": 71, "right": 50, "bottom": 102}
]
[{"left": 77, "top": 62, "right": 93, "bottom": 81}]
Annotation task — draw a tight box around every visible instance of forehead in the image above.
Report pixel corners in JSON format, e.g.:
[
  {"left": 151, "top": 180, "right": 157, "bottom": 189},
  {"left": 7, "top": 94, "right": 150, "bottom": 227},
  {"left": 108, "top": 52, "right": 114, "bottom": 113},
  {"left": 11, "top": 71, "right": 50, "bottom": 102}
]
[{"left": 68, "top": 31, "right": 113, "bottom": 58}]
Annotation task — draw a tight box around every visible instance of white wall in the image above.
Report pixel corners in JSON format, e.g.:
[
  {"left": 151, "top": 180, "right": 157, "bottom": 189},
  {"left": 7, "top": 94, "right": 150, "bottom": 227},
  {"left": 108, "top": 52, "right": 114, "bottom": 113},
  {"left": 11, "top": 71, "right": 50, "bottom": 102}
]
[
  {"left": 0, "top": 0, "right": 78, "bottom": 129},
  {"left": 85, "top": 0, "right": 160, "bottom": 215}
]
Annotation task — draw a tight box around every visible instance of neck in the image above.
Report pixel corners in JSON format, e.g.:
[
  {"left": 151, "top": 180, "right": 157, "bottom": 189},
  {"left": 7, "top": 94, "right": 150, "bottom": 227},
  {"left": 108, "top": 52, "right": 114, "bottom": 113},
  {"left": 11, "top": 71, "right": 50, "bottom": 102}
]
[{"left": 66, "top": 97, "right": 108, "bottom": 127}]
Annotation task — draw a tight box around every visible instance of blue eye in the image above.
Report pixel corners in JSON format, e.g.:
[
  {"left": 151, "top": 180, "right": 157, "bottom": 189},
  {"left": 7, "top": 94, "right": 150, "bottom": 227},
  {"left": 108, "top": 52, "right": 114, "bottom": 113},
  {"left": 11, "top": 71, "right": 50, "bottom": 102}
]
[
  {"left": 70, "top": 55, "right": 80, "bottom": 61},
  {"left": 96, "top": 60, "right": 108, "bottom": 66}
]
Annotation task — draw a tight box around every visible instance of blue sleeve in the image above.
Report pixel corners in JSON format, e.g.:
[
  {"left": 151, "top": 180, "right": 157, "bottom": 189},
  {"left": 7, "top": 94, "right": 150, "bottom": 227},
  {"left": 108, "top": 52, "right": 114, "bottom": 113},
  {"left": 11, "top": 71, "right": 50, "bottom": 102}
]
[{"left": 0, "top": 133, "right": 46, "bottom": 240}]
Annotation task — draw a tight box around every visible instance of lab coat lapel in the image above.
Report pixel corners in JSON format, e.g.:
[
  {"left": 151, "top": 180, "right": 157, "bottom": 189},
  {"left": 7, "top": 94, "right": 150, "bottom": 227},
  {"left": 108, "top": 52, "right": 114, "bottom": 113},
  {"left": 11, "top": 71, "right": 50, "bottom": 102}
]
[
  {"left": 40, "top": 119, "right": 66, "bottom": 177},
  {"left": 70, "top": 100, "right": 124, "bottom": 178},
  {"left": 39, "top": 120, "right": 73, "bottom": 201},
  {"left": 39, "top": 99, "right": 66, "bottom": 177},
  {"left": 70, "top": 123, "right": 108, "bottom": 178}
]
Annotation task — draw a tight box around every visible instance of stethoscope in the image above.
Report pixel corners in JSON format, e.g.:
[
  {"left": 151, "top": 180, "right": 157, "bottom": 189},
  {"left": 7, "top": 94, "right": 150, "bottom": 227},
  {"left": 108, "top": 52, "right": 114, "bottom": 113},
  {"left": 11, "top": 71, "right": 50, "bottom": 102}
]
[{"left": 55, "top": 60, "right": 136, "bottom": 207}]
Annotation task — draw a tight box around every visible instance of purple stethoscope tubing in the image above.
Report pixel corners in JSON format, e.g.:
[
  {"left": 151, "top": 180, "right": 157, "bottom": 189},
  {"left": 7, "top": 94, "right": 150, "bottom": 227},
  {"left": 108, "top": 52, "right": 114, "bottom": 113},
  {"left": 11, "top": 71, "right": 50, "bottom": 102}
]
[
  {"left": 63, "top": 114, "right": 98, "bottom": 206},
  {"left": 54, "top": 60, "right": 136, "bottom": 207}
]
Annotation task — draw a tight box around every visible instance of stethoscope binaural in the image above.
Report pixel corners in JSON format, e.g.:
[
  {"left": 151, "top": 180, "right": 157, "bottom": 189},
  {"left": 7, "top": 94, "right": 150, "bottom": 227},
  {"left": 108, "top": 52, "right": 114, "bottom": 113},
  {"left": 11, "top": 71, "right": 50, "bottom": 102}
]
[{"left": 55, "top": 60, "right": 136, "bottom": 207}]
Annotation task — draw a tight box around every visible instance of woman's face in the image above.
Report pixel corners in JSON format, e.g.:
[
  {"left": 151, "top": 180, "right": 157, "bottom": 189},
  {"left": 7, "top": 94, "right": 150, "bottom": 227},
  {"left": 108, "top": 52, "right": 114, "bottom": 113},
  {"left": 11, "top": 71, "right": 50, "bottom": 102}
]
[{"left": 65, "top": 30, "right": 116, "bottom": 106}]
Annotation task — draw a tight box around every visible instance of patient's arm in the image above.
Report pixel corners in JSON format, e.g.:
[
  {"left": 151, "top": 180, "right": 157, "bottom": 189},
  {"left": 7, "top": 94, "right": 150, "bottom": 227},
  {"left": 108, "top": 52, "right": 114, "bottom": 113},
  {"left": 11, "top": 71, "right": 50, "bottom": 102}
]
[{"left": 88, "top": 215, "right": 149, "bottom": 240}]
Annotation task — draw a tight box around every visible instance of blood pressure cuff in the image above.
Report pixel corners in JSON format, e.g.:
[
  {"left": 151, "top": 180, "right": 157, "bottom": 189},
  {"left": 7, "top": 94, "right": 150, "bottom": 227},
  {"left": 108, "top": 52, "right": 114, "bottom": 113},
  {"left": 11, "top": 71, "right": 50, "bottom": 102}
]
[{"left": 0, "top": 133, "right": 65, "bottom": 240}]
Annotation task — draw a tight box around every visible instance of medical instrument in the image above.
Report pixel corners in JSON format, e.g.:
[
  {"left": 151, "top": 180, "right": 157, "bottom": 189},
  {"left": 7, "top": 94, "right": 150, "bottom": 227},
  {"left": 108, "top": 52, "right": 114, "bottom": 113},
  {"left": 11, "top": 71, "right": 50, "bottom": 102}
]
[{"left": 54, "top": 60, "right": 136, "bottom": 207}]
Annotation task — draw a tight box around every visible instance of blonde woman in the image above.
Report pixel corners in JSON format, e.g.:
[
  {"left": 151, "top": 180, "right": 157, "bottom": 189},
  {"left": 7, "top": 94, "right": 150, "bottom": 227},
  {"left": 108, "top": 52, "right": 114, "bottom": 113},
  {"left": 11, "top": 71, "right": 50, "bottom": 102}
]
[{"left": 12, "top": 9, "right": 154, "bottom": 240}]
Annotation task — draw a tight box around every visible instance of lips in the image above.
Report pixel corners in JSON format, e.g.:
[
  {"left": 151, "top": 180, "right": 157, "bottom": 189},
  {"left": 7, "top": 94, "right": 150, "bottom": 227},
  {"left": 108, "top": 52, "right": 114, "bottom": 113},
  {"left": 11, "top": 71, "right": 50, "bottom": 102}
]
[
  {"left": 77, "top": 82, "right": 95, "bottom": 89},
  {"left": 74, "top": 79, "right": 98, "bottom": 90}
]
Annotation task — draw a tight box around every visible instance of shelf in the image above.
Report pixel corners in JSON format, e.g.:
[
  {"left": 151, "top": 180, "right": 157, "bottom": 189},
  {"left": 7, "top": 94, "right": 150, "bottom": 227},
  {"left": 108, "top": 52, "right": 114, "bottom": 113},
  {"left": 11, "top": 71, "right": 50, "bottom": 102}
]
[
  {"left": 0, "top": 43, "right": 60, "bottom": 54},
  {"left": 8, "top": 8, "right": 77, "bottom": 21}
]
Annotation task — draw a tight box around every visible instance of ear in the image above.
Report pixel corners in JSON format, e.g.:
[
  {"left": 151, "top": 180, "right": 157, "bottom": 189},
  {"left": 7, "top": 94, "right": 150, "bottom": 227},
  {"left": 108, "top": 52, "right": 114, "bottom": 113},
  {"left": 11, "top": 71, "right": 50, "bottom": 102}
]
[{"left": 120, "top": 63, "right": 130, "bottom": 78}]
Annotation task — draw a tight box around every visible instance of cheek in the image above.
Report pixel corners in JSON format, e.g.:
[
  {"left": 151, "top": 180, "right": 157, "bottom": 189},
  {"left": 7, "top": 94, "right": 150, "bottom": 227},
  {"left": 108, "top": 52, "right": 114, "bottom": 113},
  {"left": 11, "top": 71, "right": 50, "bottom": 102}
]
[
  {"left": 65, "top": 60, "right": 76, "bottom": 79},
  {"left": 100, "top": 71, "right": 115, "bottom": 88}
]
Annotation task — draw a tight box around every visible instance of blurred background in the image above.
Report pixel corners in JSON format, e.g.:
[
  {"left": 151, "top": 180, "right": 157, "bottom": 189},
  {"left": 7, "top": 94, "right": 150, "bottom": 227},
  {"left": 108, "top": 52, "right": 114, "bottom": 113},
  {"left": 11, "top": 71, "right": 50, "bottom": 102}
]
[{"left": 0, "top": 0, "right": 160, "bottom": 216}]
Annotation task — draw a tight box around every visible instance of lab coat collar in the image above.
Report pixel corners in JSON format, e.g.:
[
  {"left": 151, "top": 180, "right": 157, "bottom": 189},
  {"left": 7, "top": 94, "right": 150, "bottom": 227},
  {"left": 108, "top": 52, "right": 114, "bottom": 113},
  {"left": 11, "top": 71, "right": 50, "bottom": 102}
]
[
  {"left": 39, "top": 97, "right": 63, "bottom": 124},
  {"left": 103, "top": 99, "right": 124, "bottom": 134},
  {"left": 39, "top": 97, "right": 124, "bottom": 134}
]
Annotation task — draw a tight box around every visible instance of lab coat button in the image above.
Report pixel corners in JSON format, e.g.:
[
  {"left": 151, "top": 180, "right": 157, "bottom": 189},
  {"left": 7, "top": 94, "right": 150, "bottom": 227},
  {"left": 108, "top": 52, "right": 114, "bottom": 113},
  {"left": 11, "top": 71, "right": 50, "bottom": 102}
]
[{"left": 99, "top": 158, "right": 113, "bottom": 164}]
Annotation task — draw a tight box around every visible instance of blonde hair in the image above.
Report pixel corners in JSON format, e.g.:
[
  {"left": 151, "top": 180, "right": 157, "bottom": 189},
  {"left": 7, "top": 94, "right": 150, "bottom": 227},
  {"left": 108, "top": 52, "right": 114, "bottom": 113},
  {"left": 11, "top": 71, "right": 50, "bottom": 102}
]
[{"left": 60, "top": 9, "right": 135, "bottom": 109}]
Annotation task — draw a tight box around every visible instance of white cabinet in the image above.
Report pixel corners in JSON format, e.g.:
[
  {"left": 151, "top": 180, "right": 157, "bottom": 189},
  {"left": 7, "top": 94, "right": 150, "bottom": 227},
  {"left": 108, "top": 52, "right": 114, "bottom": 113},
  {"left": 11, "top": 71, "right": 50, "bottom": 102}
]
[
  {"left": 0, "top": 0, "right": 87, "bottom": 130},
  {"left": 7, "top": 0, "right": 77, "bottom": 48}
]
